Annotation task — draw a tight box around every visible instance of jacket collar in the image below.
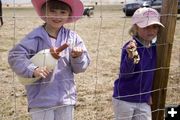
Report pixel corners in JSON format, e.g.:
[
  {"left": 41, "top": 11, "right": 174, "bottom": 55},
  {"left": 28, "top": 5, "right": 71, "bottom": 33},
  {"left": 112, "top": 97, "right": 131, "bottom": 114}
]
[{"left": 26, "top": 26, "right": 70, "bottom": 48}]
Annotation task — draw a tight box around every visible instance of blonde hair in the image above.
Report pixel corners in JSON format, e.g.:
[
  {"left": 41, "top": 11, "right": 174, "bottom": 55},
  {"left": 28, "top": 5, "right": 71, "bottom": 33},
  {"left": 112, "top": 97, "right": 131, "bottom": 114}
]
[{"left": 129, "top": 24, "right": 138, "bottom": 36}]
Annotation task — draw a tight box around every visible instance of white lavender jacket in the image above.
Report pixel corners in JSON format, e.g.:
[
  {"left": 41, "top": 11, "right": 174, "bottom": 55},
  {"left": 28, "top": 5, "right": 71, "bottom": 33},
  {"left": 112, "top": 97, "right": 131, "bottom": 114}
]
[{"left": 8, "top": 26, "right": 90, "bottom": 108}]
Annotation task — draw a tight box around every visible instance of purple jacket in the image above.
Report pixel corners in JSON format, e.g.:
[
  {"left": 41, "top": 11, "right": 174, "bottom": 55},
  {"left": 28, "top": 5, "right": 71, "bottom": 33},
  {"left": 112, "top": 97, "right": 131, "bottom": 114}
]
[
  {"left": 113, "top": 36, "right": 156, "bottom": 103},
  {"left": 8, "top": 26, "right": 90, "bottom": 108}
]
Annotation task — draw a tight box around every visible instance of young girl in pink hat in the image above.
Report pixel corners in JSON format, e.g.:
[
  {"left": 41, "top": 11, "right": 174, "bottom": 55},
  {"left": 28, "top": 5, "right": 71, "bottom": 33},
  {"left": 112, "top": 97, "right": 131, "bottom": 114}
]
[
  {"left": 112, "top": 7, "right": 164, "bottom": 120},
  {"left": 8, "top": 0, "right": 90, "bottom": 120}
]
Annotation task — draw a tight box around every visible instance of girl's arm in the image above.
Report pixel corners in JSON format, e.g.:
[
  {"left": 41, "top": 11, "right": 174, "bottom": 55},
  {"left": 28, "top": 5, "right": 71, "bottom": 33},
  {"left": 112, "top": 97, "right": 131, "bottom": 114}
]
[
  {"left": 120, "top": 47, "right": 135, "bottom": 74},
  {"left": 8, "top": 38, "right": 39, "bottom": 78},
  {"left": 69, "top": 34, "right": 90, "bottom": 74}
]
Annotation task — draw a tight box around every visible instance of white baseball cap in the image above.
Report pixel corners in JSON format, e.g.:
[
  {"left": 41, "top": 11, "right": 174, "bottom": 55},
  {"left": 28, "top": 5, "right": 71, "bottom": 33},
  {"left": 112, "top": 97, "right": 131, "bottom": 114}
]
[{"left": 132, "top": 7, "right": 164, "bottom": 28}]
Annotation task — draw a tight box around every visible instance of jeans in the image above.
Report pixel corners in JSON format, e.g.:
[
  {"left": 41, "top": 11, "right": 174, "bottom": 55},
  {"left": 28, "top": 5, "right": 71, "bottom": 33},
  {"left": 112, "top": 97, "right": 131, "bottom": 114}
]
[
  {"left": 112, "top": 98, "right": 152, "bottom": 120},
  {"left": 29, "top": 105, "right": 74, "bottom": 120}
]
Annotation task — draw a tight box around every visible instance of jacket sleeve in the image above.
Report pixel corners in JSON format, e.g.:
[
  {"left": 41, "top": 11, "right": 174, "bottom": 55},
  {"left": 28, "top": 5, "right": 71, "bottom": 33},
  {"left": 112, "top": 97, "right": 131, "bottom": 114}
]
[
  {"left": 119, "top": 44, "right": 136, "bottom": 79},
  {"left": 69, "top": 33, "right": 90, "bottom": 74},
  {"left": 8, "top": 37, "right": 39, "bottom": 78}
]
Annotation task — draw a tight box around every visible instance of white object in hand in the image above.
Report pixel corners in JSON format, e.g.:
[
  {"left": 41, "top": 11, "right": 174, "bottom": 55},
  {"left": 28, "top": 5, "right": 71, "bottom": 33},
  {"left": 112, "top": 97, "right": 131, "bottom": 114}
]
[
  {"left": 129, "top": 47, "right": 140, "bottom": 64},
  {"left": 18, "top": 43, "right": 69, "bottom": 85}
]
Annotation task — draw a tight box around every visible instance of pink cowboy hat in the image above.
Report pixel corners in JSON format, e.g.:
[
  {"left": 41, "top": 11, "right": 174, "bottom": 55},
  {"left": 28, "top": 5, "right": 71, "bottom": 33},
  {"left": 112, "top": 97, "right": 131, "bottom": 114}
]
[{"left": 31, "top": 0, "right": 84, "bottom": 23}]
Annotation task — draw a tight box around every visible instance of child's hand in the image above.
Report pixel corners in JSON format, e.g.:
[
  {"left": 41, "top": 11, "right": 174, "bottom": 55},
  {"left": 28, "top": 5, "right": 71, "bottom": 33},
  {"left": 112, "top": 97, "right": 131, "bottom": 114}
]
[
  {"left": 71, "top": 47, "right": 83, "bottom": 58},
  {"left": 126, "top": 40, "right": 140, "bottom": 64},
  {"left": 33, "top": 66, "right": 52, "bottom": 79},
  {"left": 126, "top": 40, "right": 137, "bottom": 59},
  {"left": 148, "top": 96, "right": 153, "bottom": 105}
]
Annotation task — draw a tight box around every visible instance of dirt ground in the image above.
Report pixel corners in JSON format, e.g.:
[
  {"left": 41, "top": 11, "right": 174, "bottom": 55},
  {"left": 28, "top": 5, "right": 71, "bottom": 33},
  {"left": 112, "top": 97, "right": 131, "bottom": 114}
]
[{"left": 0, "top": 6, "right": 179, "bottom": 120}]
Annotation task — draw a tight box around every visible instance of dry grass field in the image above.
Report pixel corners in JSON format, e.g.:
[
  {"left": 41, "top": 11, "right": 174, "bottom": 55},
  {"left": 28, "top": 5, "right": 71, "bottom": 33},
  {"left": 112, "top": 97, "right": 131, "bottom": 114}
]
[{"left": 0, "top": 6, "right": 179, "bottom": 120}]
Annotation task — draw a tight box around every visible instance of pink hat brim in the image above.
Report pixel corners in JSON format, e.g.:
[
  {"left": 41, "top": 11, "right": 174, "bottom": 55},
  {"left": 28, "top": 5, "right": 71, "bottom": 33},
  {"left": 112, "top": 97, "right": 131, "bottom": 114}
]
[
  {"left": 137, "top": 21, "right": 164, "bottom": 28},
  {"left": 31, "top": 0, "right": 84, "bottom": 23}
]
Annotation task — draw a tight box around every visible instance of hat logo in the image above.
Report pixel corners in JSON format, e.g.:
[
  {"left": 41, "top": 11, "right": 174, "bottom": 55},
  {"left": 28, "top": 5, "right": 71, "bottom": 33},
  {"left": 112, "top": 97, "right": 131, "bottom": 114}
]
[{"left": 143, "top": 11, "right": 158, "bottom": 17}]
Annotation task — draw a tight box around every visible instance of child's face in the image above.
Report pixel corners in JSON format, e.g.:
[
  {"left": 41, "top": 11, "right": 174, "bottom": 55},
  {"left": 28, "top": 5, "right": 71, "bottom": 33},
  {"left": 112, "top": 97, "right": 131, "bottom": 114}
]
[
  {"left": 44, "top": 7, "right": 70, "bottom": 29},
  {"left": 137, "top": 24, "right": 159, "bottom": 42}
]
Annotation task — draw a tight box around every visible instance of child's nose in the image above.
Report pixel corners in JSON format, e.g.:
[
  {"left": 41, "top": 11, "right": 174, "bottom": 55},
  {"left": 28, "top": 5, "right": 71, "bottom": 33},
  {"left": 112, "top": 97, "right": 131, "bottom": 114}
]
[{"left": 147, "top": 26, "right": 158, "bottom": 33}]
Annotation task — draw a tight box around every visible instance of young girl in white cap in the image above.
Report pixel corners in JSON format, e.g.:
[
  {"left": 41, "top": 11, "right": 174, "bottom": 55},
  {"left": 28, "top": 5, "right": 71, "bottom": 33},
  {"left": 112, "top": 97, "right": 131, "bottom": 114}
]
[
  {"left": 8, "top": 0, "right": 90, "bottom": 120},
  {"left": 112, "top": 7, "right": 164, "bottom": 120}
]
